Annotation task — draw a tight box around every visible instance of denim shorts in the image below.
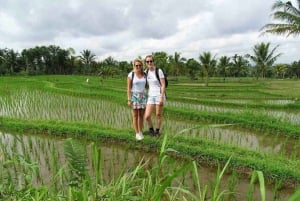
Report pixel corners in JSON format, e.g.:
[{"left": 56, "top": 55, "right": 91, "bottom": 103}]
[
  {"left": 131, "top": 92, "right": 147, "bottom": 109},
  {"left": 147, "top": 95, "right": 166, "bottom": 105}
]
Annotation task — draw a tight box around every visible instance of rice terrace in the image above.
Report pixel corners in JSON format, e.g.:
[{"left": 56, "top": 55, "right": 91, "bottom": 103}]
[
  {"left": 1, "top": 0, "right": 300, "bottom": 199},
  {"left": 0, "top": 75, "right": 300, "bottom": 200}
]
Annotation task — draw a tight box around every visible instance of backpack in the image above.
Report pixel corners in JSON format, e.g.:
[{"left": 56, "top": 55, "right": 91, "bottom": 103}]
[{"left": 145, "top": 68, "right": 168, "bottom": 88}]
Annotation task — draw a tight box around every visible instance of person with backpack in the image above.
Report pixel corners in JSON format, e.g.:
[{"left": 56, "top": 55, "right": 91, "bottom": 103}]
[
  {"left": 127, "top": 58, "right": 147, "bottom": 140},
  {"left": 144, "top": 54, "right": 166, "bottom": 137}
]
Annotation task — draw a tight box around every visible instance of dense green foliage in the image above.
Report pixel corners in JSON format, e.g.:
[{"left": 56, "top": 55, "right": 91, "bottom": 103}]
[
  {"left": 1, "top": 45, "right": 300, "bottom": 79},
  {"left": 261, "top": 0, "right": 300, "bottom": 37}
]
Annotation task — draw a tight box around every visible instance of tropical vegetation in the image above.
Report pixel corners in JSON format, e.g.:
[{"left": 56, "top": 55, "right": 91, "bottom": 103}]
[
  {"left": 1, "top": 45, "right": 299, "bottom": 79},
  {"left": 261, "top": 0, "right": 300, "bottom": 36}
]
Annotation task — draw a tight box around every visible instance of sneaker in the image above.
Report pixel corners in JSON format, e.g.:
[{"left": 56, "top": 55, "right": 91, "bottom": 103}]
[
  {"left": 136, "top": 132, "right": 144, "bottom": 140},
  {"left": 154, "top": 129, "right": 160, "bottom": 137},
  {"left": 149, "top": 128, "right": 155, "bottom": 136}
]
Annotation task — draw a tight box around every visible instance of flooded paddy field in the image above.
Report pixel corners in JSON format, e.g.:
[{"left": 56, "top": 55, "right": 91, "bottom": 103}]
[
  {"left": 0, "top": 131, "right": 295, "bottom": 201},
  {"left": 0, "top": 76, "right": 299, "bottom": 200}
]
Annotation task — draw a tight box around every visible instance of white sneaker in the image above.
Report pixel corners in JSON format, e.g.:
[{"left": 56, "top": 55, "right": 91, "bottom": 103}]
[
  {"left": 136, "top": 132, "right": 144, "bottom": 140},
  {"left": 139, "top": 132, "right": 144, "bottom": 140}
]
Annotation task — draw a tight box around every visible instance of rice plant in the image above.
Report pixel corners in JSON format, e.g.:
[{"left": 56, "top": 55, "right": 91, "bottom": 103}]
[
  {"left": 1, "top": 75, "right": 300, "bottom": 200},
  {"left": 0, "top": 130, "right": 298, "bottom": 200}
]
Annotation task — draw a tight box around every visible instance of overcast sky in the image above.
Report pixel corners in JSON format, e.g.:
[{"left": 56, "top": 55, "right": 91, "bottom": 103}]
[{"left": 0, "top": 0, "right": 299, "bottom": 64}]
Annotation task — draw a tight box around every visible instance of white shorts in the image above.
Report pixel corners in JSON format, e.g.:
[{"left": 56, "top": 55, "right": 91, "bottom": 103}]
[{"left": 147, "top": 95, "right": 166, "bottom": 105}]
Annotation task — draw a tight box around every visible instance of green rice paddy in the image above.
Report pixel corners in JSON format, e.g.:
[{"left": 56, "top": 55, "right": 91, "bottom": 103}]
[{"left": 0, "top": 75, "right": 300, "bottom": 200}]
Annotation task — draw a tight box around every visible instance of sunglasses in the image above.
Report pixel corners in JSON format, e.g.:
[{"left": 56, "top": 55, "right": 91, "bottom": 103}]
[
  {"left": 135, "top": 64, "right": 142, "bottom": 67},
  {"left": 146, "top": 60, "right": 153, "bottom": 63}
]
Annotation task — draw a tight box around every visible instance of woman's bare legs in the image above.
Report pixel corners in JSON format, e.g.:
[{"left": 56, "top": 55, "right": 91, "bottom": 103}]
[
  {"left": 132, "top": 109, "right": 139, "bottom": 134},
  {"left": 145, "top": 104, "right": 155, "bottom": 128},
  {"left": 138, "top": 109, "right": 145, "bottom": 133},
  {"left": 155, "top": 104, "right": 163, "bottom": 130}
]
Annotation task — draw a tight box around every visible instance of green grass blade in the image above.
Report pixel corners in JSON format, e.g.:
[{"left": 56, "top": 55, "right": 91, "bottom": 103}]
[{"left": 288, "top": 189, "right": 300, "bottom": 201}]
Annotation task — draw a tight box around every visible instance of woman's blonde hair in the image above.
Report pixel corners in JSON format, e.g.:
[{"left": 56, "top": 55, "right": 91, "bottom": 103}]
[
  {"left": 133, "top": 58, "right": 144, "bottom": 71},
  {"left": 145, "top": 54, "right": 154, "bottom": 62}
]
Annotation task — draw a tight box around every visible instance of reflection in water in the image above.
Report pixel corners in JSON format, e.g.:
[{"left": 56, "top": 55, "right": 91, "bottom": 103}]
[
  {"left": 0, "top": 131, "right": 295, "bottom": 201},
  {"left": 164, "top": 120, "right": 300, "bottom": 159},
  {"left": 168, "top": 100, "right": 300, "bottom": 124},
  {"left": 202, "top": 128, "right": 299, "bottom": 158}
]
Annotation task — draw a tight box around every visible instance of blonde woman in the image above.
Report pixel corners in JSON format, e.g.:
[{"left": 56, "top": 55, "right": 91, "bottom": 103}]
[
  {"left": 144, "top": 54, "right": 166, "bottom": 137},
  {"left": 127, "top": 59, "right": 147, "bottom": 140}
]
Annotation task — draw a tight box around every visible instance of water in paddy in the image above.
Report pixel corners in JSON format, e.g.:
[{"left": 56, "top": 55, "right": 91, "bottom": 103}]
[
  {"left": 0, "top": 130, "right": 295, "bottom": 201},
  {"left": 1, "top": 91, "right": 298, "bottom": 159},
  {"left": 164, "top": 120, "right": 300, "bottom": 160}
]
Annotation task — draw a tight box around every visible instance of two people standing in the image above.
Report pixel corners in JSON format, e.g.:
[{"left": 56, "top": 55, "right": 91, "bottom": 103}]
[{"left": 127, "top": 55, "right": 166, "bottom": 140}]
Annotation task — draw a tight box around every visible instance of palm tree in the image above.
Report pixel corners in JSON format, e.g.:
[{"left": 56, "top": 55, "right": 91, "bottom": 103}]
[
  {"left": 217, "top": 56, "right": 231, "bottom": 82},
  {"left": 261, "top": 0, "right": 300, "bottom": 36},
  {"left": 65, "top": 47, "right": 78, "bottom": 74},
  {"left": 289, "top": 60, "right": 300, "bottom": 78},
  {"left": 231, "top": 54, "right": 249, "bottom": 77},
  {"left": 186, "top": 58, "right": 200, "bottom": 80},
  {"left": 168, "top": 52, "right": 186, "bottom": 78},
  {"left": 80, "top": 49, "right": 96, "bottom": 66},
  {"left": 56, "top": 49, "right": 70, "bottom": 74},
  {"left": 102, "top": 56, "right": 117, "bottom": 66},
  {"left": 246, "top": 42, "right": 282, "bottom": 79},
  {"left": 102, "top": 56, "right": 119, "bottom": 77},
  {"left": 199, "top": 52, "right": 217, "bottom": 86},
  {"left": 5, "top": 49, "right": 19, "bottom": 74},
  {"left": 80, "top": 49, "right": 96, "bottom": 74},
  {"left": 153, "top": 51, "right": 169, "bottom": 75},
  {"left": 48, "top": 45, "right": 62, "bottom": 74},
  {"left": 273, "top": 63, "right": 288, "bottom": 78},
  {"left": 0, "top": 50, "right": 8, "bottom": 75}
]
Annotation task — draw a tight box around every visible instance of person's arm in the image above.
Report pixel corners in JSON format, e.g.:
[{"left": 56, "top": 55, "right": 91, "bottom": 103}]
[
  {"left": 159, "top": 78, "right": 166, "bottom": 98},
  {"left": 158, "top": 69, "right": 166, "bottom": 104},
  {"left": 127, "top": 77, "right": 132, "bottom": 106}
]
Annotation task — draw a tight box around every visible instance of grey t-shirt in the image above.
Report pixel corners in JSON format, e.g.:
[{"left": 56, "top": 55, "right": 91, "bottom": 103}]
[{"left": 128, "top": 72, "right": 146, "bottom": 93}]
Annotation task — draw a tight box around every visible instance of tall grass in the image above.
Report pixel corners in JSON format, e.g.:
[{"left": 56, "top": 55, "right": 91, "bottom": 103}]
[{"left": 2, "top": 130, "right": 291, "bottom": 200}]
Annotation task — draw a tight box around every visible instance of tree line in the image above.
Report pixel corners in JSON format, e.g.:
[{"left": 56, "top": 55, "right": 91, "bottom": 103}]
[{"left": 0, "top": 42, "right": 299, "bottom": 80}]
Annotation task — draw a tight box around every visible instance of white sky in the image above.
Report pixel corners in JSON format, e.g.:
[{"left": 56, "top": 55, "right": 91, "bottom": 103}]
[{"left": 0, "top": 0, "right": 299, "bottom": 64}]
